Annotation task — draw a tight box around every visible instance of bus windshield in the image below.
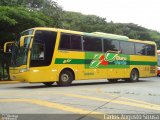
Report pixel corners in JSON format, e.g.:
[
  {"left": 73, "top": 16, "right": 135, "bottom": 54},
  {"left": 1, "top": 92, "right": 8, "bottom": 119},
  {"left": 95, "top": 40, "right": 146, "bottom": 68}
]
[
  {"left": 10, "top": 29, "right": 34, "bottom": 67},
  {"left": 21, "top": 29, "right": 34, "bottom": 36},
  {"left": 10, "top": 37, "right": 31, "bottom": 67}
]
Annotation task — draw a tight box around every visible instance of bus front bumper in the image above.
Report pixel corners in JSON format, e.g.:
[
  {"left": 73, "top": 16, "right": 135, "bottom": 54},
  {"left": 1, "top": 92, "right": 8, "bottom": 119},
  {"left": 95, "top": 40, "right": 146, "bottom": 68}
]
[
  {"left": 10, "top": 72, "right": 29, "bottom": 82},
  {"left": 10, "top": 68, "right": 59, "bottom": 83}
]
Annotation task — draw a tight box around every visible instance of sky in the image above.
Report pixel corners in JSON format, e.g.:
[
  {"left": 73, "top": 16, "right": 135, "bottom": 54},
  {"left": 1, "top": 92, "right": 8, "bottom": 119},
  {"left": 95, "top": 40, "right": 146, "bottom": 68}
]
[{"left": 56, "top": 0, "right": 160, "bottom": 32}]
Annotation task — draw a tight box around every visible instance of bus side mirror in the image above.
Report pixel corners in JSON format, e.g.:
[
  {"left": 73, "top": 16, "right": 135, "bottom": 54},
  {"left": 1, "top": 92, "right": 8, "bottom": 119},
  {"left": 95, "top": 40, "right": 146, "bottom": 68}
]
[
  {"left": 4, "top": 42, "right": 15, "bottom": 53},
  {"left": 20, "top": 36, "right": 25, "bottom": 47},
  {"left": 20, "top": 35, "right": 33, "bottom": 47}
]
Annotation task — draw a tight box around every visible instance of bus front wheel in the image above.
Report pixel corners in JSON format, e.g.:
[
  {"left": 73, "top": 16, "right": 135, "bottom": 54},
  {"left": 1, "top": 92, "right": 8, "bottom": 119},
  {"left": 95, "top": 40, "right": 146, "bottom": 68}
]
[{"left": 57, "top": 70, "right": 73, "bottom": 86}]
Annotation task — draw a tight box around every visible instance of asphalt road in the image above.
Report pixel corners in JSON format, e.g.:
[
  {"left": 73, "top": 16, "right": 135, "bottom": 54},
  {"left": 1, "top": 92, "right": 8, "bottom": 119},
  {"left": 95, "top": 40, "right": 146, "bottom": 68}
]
[{"left": 0, "top": 77, "right": 160, "bottom": 120}]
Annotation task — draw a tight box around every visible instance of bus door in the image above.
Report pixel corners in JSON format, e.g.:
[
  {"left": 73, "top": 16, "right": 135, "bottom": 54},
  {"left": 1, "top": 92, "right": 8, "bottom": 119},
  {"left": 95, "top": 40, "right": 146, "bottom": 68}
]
[{"left": 29, "top": 30, "right": 57, "bottom": 81}]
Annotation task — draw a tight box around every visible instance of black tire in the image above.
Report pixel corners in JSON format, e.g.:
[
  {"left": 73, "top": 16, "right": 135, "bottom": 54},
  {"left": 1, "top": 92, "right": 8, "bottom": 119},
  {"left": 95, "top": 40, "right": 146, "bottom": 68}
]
[
  {"left": 57, "top": 70, "right": 73, "bottom": 86},
  {"left": 129, "top": 69, "right": 139, "bottom": 82},
  {"left": 108, "top": 79, "right": 118, "bottom": 83},
  {"left": 43, "top": 82, "right": 54, "bottom": 86}
]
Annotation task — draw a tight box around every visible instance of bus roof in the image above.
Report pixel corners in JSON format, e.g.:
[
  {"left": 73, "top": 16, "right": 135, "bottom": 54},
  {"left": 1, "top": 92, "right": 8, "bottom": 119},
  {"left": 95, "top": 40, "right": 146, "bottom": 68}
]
[
  {"left": 33, "top": 27, "right": 129, "bottom": 41},
  {"left": 31, "top": 27, "right": 156, "bottom": 44},
  {"left": 129, "top": 39, "right": 156, "bottom": 45},
  {"left": 87, "top": 32, "right": 129, "bottom": 41}
]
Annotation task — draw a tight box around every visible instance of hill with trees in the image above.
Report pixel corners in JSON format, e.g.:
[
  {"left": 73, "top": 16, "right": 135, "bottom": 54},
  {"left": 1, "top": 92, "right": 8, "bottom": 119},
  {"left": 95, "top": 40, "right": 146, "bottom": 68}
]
[{"left": 0, "top": 0, "right": 160, "bottom": 48}]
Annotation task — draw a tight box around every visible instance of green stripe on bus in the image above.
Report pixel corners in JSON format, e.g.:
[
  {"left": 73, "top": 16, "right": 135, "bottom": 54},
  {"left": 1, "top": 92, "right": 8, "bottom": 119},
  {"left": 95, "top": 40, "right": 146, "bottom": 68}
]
[
  {"left": 55, "top": 58, "right": 157, "bottom": 66},
  {"left": 130, "top": 61, "right": 157, "bottom": 66},
  {"left": 55, "top": 58, "right": 85, "bottom": 64}
]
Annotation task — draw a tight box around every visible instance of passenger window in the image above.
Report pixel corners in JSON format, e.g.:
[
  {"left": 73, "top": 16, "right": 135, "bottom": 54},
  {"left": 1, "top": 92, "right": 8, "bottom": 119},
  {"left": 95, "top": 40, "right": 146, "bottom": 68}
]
[
  {"left": 59, "top": 34, "right": 70, "bottom": 50},
  {"left": 103, "top": 39, "right": 119, "bottom": 52},
  {"left": 146, "top": 45, "right": 155, "bottom": 56},
  {"left": 59, "top": 34, "right": 82, "bottom": 51},
  {"left": 30, "top": 30, "right": 57, "bottom": 67},
  {"left": 135, "top": 43, "right": 146, "bottom": 55},
  {"left": 120, "top": 41, "right": 135, "bottom": 54},
  {"left": 83, "top": 36, "right": 102, "bottom": 52},
  {"left": 31, "top": 43, "right": 45, "bottom": 60},
  {"left": 70, "top": 35, "right": 82, "bottom": 51}
]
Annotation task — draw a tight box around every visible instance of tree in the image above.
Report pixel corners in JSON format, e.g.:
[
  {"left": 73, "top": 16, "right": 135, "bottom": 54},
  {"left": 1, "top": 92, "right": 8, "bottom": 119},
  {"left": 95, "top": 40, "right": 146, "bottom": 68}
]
[
  {"left": 0, "top": 0, "right": 46, "bottom": 7},
  {"left": 0, "top": 6, "right": 54, "bottom": 45},
  {"left": 0, "top": 0, "right": 160, "bottom": 48},
  {"left": 0, "top": 0, "right": 63, "bottom": 27},
  {"left": 61, "top": 11, "right": 107, "bottom": 32},
  {"left": 41, "top": 0, "right": 63, "bottom": 27}
]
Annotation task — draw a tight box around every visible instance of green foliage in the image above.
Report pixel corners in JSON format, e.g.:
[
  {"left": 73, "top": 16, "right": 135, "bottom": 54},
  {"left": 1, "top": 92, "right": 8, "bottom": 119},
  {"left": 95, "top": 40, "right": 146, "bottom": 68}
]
[
  {"left": 40, "top": 0, "right": 63, "bottom": 27},
  {"left": 0, "top": 1, "right": 160, "bottom": 49},
  {"left": 0, "top": 6, "right": 54, "bottom": 46},
  {"left": 61, "top": 11, "right": 108, "bottom": 32},
  {"left": 0, "top": 0, "right": 63, "bottom": 26},
  {"left": 61, "top": 11, "right": 160, "bottom": 48},
  {"left": 0, "top": 0, "right": 18, "bottom": 6},
  {"left": 0, "top": 0, "right": 44, "bottom": 7}
]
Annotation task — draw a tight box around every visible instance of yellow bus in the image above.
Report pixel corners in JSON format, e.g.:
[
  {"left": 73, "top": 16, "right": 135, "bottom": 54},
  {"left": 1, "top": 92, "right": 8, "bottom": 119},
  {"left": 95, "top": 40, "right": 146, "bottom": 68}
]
[
  {"left": 8, "top": 27, "right": 157, "bottom": 86},
  {"left": 157, "top": 50, "right": 160, "bottom": 76}
]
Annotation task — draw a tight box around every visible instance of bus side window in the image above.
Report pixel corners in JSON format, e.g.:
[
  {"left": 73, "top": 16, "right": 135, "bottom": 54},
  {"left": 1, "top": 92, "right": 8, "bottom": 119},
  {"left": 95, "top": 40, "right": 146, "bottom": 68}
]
[
  {"left": 31, "top": 43, "right": 45, "bottom": 60},
  {"left": 83, "top": 36, "right": 102, "bottom": 52},
  {"left": 59, "top": 33, "right": 82, "bottom": 51},
  {"left": 120, "top": 41, "right": 135, "bottom": 54},
  {"left": 70, "top": 35, "right": 82, "bottom": 51},
  {"left": 59, "top": 34, "right": 70, "bottom": 50},
  {"left": 135, "top": 43, "right": 146, "bottom": 55},
  {"left": 30, "top": 30, "right": 57, "bottom": 67},
  {"left": 103, "top": 39, "right": 119, "bottom": 52},
  {"left": 146, "top": 45, "right": 155, "bottom": 56}
]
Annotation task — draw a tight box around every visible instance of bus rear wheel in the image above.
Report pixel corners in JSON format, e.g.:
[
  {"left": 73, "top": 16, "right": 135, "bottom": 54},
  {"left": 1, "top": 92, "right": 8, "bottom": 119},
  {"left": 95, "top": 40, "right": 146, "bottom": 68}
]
[
  {"left": 108, "top": 79, "right": 118, "bottom": 83},
  {"left": 43, "top": 82, "right": 54, "bottom": 86},
  {"left": 57, "top": 70, "right": 73, "bottom": 86},
  {"left": 128, "top": 69, "right": 139, "bottom": 82}
]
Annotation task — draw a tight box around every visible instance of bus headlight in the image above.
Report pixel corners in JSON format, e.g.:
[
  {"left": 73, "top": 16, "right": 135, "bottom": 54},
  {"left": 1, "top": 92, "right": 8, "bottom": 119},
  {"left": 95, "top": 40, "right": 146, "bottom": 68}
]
[{"left": 19, "top": 68, "right": 29, "bottom": 73}]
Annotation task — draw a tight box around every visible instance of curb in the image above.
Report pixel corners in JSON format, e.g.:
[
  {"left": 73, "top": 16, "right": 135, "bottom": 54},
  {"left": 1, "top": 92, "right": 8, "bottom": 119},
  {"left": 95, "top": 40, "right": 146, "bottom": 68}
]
[{"left": 0, "top": 80, "right": 20, "bottom": 84}]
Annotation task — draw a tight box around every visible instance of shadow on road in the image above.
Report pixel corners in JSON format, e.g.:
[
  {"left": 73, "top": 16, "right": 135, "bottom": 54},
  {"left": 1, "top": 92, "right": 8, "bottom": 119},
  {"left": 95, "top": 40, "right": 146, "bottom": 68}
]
[{"left": 10, "top": 79, "right": 148, "bottom": 89}]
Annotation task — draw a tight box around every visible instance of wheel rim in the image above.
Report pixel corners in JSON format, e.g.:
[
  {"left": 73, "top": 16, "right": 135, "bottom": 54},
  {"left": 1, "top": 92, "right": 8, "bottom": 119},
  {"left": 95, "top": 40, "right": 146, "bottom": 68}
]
[
  {"left": 61, "top": 74, "right": 69, "bottom": 82},
  {"left": 132, "top": 72, "right": 137, "bottom": 81}
]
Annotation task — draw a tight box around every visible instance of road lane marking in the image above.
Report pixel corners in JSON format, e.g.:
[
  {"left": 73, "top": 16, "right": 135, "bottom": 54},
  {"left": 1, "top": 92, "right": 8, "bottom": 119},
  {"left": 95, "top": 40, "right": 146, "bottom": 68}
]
[
  {"left": 0, "top": 98, "right": 102, "bottom": 114},
  {"left": 95, "top": 88, "right": 160, "bottom": 108},
  {"left": 1, "top": 89, "right": 160, "bottom": 112},
  {"left": 1, "top": 89, "right": 160, "bottom": 110},
  {"left": 62, "top": 93, "right": 160, "bottom": 111}
]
